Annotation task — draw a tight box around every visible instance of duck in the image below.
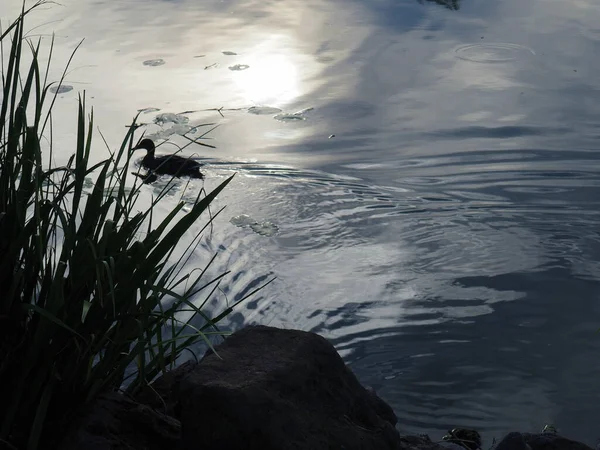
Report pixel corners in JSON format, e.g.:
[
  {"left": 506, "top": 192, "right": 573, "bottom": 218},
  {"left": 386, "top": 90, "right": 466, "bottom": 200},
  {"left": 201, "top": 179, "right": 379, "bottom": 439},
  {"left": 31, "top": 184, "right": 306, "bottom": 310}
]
[{"left": 132, "top": 138, "right": 204, "bottom": 179}]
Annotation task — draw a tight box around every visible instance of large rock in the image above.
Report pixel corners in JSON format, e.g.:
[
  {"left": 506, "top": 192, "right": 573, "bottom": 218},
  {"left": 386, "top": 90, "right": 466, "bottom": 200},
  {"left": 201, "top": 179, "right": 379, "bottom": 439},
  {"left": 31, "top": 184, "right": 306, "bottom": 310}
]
[
  {"left": 59, "top": 392, "right": 180, "bottom": 450},
  {"left": 177, "top": 325, "right": 402, "bottom": 450},
  {"left": 135, "top": 359, "right": 197, "bottom": 417}
]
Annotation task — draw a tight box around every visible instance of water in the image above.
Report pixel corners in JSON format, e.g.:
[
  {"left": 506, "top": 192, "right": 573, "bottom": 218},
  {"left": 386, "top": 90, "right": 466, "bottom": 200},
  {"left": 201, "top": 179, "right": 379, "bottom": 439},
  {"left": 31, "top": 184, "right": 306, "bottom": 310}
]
[{"left": 3, "top": 0, "right": 600, "bottom": 445}]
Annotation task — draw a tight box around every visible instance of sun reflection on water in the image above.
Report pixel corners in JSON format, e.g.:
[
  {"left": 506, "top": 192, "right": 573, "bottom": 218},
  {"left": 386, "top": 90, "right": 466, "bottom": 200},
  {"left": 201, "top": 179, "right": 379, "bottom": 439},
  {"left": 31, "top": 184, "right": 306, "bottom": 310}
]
[{"left": 229, "top": 36, "right": 303, "bottom": 106}]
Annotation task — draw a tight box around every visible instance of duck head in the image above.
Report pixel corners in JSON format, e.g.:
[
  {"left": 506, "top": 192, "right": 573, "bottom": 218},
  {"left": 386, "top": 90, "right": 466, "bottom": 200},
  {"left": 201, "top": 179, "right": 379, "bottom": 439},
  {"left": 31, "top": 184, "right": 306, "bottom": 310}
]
[{"left": 132, "top": 138, "right": 156, "bottom": 156}]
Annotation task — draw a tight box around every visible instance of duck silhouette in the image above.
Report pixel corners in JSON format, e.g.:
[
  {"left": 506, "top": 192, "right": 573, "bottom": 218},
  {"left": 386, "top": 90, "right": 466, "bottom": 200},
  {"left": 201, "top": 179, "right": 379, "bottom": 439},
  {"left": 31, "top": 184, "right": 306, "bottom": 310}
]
[{"left": 132, "top": 138, "right": 204, "bottom": 179}]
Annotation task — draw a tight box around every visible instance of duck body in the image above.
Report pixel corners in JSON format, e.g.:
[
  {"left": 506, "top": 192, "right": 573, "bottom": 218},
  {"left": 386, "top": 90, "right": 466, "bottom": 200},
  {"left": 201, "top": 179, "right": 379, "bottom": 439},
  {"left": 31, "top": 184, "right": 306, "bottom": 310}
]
[{"left": 133, "top": 139, "right": 204, "bottom": 179}]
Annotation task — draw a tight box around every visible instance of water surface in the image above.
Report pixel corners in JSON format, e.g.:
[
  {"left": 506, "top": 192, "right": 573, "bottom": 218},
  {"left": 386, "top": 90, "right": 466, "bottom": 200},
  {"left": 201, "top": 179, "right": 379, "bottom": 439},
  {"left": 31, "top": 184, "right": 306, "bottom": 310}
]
[{"left": 3, "top": 0, "right": 600, "bottom": 444}]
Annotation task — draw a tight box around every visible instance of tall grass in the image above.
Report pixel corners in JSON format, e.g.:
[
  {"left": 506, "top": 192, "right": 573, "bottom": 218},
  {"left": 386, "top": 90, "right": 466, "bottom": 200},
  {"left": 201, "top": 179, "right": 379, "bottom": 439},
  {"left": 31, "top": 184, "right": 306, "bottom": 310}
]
[{"left": 0, "top": 4, "right": 268, "bottom": 449}]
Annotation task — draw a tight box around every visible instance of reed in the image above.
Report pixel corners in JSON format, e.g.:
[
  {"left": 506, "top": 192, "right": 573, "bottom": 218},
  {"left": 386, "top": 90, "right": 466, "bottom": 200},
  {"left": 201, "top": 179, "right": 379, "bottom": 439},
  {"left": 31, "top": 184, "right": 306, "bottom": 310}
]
[{"left": 0, "top": 4, "right": 268, "bottom": 449}]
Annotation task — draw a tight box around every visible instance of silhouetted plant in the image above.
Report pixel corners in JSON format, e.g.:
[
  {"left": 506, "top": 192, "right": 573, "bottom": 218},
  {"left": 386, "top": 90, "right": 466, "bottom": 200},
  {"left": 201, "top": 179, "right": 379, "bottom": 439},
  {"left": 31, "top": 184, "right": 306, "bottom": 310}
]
[{"left": 0, "top": 4, "right": 270, "bottom": 449}]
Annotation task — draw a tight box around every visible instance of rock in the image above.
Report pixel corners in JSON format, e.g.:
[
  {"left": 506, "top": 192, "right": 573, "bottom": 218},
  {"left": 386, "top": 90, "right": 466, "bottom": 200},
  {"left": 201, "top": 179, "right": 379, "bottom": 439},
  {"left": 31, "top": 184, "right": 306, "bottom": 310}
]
[
  {"left": 495, "top": 432, "right": 531, "bottom": 450},
  {"left": 365, "top": 386, "right": 398, "bottom": 426},
  {"left": 522, "top": 433, "right": 595, "bottom": 450},
  {"left": 441, "top": 428, "right": 482, "bottom": 450},
  {"left": 399, "top": 435, "right": 448, "bottom": 450},
  {"left": 177, "top": 325, "right": 402, "bottom": 450},
  {"left": 135, "top": 359, "right": 197, "bottom": 417},
  {"left": 495, "top": 432, "right": 594, "bottom": 450},
  {"left": 59, "top": 392, "right": 180, "bottom": 450}
]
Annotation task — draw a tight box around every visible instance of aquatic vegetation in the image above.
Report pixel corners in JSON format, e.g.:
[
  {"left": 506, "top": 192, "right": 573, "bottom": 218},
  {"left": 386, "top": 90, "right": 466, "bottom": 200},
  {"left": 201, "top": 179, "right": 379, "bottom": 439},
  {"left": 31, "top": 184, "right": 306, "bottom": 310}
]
[{"left": 0, "top": 4, "right": 271, "bottom": 449}]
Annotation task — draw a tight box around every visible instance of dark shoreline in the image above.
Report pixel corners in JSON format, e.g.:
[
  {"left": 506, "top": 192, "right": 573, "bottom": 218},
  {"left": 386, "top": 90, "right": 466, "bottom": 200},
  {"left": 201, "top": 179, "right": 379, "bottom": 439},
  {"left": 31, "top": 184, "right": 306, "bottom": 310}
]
[{"left": 58, "top": 325, "right": 596, "bottom": 450}]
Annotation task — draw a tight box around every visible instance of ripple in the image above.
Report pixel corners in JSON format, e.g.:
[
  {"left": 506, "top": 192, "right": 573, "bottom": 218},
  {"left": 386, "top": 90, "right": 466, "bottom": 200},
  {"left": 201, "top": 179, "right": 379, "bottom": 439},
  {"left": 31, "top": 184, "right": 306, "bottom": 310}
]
[
  {"left": 503, "top": 186, "right": 571, "bottom": 194},
  {"left": 179, "top": 148, "right": 600, "bottom": 446},
  {"left": 454, "top": 43, "right": 535, "bottom": 63},
  {"left": 142, "top": 59, "right": 166, "bottom": 67},
  {"left": 207, "top": 162, "right": 411, "bottom": 253},
  {"left": 183, "top": 152, "right": 599, "bottom": 445}
]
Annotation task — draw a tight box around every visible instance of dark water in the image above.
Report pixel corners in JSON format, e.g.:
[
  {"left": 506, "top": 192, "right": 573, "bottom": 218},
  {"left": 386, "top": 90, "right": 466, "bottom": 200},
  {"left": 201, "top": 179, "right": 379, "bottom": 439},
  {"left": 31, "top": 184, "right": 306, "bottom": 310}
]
[{"left": 4, "top": 0, "right": 600, "bottom": 445}]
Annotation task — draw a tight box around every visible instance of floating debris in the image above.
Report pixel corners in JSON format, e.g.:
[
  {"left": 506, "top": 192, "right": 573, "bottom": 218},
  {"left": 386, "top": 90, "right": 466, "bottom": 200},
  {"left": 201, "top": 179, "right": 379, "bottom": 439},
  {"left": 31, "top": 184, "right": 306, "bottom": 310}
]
[
  {"left": 273, "top": 107, "right": 314, "bottom": 122},
  {"left": 329, "top": 134, "right": 336, "bottom": 139},
  {"left": 143, "top": 59, "right": 166, "bottom": 67},
  {"left": 204, "top": 63, "right": 218, "bottom": 70},
  {"left": 230, "top": 214, "right": 279, "bottom": 237},
  {"left": 250, "top": 221, "right": 279, "bottom": 237},
  {"left": 247, "top": 106, "right": 283, "bottom": 115},
  {"left": 49, "top": 84, "right": 73, "bottom": 94},
  {"left": 229, "top": 64, "right": 250, "bottom": 71},
  {"left": 146, "top": 124, "right": 194, "bottom": 140},
  {"left": 274, "top": 113, "right": 306, "bottom": 122},
  {"left": 153, "top": 113, "right": 189, "bottom": 125},
  {"left": 222, "top": 51, "right": 237, "bottom": 55},
  {"left": 230, "top": 214, "right": 255, "bottom": 227},
  {"left": 194, "top": 55, "right": 206, "bottom": 58}
]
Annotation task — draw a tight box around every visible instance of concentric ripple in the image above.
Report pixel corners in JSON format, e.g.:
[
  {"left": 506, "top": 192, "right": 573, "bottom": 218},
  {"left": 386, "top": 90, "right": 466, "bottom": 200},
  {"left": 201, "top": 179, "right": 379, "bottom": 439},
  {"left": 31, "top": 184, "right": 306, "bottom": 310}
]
[
  {"left": 183, "top": 148, "right": 600, "bottom": 445},
  {"left": 454, "top": 43, "right": 535, "bottom": 63}
]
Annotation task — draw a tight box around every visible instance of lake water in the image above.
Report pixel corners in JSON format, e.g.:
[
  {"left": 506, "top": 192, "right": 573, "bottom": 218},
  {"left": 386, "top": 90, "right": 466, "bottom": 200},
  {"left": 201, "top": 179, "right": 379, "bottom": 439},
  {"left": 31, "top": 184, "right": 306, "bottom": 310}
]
[{"left": 4, "top": 0, "right": 600, "bottom": 445}]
